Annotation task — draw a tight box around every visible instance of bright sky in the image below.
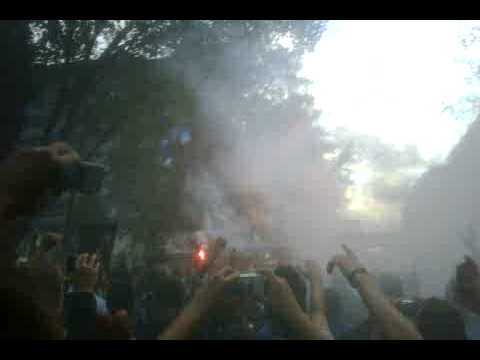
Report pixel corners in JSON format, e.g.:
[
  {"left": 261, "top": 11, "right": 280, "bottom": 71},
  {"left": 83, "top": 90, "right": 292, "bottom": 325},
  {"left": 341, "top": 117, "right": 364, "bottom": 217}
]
[{"left": 300, "top": 20, "right": 480, "bottom": 222}]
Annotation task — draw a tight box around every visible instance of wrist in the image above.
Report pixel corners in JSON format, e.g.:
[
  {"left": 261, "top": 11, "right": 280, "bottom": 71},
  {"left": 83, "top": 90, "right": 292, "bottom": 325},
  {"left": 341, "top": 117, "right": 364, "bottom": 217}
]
[
  {"left": 190, "top": 290, "right": 212, "bottom": 317},
  {"left": 290, "top": 311, "right": 326, "bottom": 339},
  {"left": 179, "top": 296, "right": 209, "bottom": 330}
]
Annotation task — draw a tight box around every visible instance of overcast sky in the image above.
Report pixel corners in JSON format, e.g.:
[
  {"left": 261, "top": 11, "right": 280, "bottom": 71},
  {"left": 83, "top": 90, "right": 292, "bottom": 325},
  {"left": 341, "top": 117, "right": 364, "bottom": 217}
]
[{"left": 300, "top": 20, "right": 480, "bottom": 223}]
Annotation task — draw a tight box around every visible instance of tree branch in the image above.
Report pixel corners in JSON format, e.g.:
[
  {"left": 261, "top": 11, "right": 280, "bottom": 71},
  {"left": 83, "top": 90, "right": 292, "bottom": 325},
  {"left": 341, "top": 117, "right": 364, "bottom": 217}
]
[{"left": 100, "top": 21, "right": 135, "bottom": 60}]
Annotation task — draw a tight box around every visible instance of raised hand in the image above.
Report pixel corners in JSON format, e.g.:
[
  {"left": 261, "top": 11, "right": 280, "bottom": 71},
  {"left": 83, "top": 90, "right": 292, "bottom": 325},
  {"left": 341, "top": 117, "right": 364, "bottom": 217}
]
[
  {"left": 326, "top": 245, "right": 422, "bottom": 339},
  {"left": 306, "top": 260, "right": 327, "bottom": 314},
  {"left": 261, "top": 268, "right": 305, "bottom": 322},
  {"left": 327, "top": 244, "right": 365, "bottom": 282},
  {"left": 193, "top": 265, "right": 239, "bottom": 313},
  {"left": 306, "top": 260, "right": 334, "bottom": 338},
  {"left": 73, "top": 253, "right": 100, "bottom": 293},
  {"left": 261, "top": 265, "right": 333, "bottom": 340},
  {"left": 36, "top": 142, "right": 80, "bottom": 167}
]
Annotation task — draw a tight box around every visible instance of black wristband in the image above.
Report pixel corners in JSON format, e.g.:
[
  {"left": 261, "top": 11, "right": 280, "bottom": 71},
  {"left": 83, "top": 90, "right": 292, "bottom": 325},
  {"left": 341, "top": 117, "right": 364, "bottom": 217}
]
[{"left": 348, "top": 267, "right": 368, "bottom": 288}]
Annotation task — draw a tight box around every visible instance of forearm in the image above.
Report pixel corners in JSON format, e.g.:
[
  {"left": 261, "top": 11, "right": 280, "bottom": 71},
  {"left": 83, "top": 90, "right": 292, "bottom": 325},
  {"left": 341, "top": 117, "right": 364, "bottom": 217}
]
[
  {"left": 286, "top": 311, "right": 333, "bottom": 340},
  {"left": 309, "top": 280, "right": 333, "bottom": 339},
  {"left": 355, "top": 273, "right": 422, "bottom": 340},
  {"left": 157, "top": 299, "right": 205, "bottom": 340}
]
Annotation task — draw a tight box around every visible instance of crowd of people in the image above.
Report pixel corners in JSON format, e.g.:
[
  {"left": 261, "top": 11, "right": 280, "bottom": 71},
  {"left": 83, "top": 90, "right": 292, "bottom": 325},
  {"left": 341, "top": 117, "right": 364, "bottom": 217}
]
[{"left": 1, "top": 142, "right": 480, "bottom": 340}]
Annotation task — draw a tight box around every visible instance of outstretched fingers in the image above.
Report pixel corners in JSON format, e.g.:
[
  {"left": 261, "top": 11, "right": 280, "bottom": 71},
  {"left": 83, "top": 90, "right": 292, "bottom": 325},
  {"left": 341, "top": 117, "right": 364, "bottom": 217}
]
[
  {"left": 342, "top": 244, "right": 355, "bottom": 258},
  {"left": 327, "top": 255, "right": 341, "bottom": 274},
  {"left": 306, "top": 260, "right": 322, "bottom": 279}
]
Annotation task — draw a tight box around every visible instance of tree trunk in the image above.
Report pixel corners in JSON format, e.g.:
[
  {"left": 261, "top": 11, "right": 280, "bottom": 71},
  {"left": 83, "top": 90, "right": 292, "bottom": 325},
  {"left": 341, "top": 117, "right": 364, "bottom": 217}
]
[{"left": 0, "top": 20, "right": 33, "bottom": 160}]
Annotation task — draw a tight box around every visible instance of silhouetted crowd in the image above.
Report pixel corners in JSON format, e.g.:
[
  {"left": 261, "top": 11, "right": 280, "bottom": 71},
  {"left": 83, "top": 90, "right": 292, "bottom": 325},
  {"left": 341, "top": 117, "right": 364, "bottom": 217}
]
[{"left": 1, "top": 142, "right": 479, "bottom": 340}]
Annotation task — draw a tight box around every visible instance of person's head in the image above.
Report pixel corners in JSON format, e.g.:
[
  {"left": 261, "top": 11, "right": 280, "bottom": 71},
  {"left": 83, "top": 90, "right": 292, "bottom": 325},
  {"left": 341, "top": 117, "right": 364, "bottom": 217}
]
[
  {"left": 0, "top": 267, "right": 63, "bottom": 339},
  {"left": 0, "top": 150, "right": 61, "bottom": 218},
  {"left": 454, "top": 256, "right": 480, "bottom": 308},
  {"left": 0, "top": 150, "right": 62, "bottom": 263},
  {"left": 0, "top": 142, "right": 79, "bottom": 267},
  {"left": 378, "top": 272, "right": 404, "bottom": 300},
  {"left": 416, "top": 297, "right": 466, "bottom": 340}
]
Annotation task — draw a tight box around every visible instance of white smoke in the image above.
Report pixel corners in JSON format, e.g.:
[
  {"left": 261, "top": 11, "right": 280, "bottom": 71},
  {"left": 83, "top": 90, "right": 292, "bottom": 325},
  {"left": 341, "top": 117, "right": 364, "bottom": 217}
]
[{"left": 174, "top": 28, "right": 346, "bottom": 266}]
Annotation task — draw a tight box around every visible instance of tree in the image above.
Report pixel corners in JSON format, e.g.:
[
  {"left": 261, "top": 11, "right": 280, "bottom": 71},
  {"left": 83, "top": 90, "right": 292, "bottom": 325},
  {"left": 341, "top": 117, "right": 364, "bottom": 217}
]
[
  {"left": 25, "top": 21, "right": 325, "bottom": 155},
  {"left": 0, "top": 21, "right": 33, "bottom": 160},
  {"left": 23, "top": 20, "right": 338, "bottom": 257}
]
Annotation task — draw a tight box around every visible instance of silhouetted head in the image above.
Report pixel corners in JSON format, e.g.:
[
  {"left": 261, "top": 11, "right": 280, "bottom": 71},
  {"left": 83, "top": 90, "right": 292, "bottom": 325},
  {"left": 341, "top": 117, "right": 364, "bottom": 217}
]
[
  {"left": 455, "top": 256, "right": 480, "bottom": 308},
  {"left": 0, "top": 267, "right": 63, "bottom": 339},
  {"left": 0, "top": 150, "right": 61, "bottom": 265},
  {"left": 416, "top": 297, "right": 466, "bottom": 340}
]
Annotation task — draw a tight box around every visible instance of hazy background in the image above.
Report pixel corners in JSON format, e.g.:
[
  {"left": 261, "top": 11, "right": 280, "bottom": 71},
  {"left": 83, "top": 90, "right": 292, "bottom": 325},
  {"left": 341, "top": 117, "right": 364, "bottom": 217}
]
[
  {"left": 13, "top": 20, "right": 480, "bottom": 298},
  {"left": 301, "top": 20, "right": 480, "bottom": 296},
  {"left": 185, "top": 20, "right": 480, "bottom": 296}
]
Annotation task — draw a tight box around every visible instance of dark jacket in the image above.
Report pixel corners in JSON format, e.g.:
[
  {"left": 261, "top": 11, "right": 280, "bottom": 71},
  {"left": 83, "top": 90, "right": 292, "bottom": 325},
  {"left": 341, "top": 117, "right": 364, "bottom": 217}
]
[{"left": 64, "top": 292, "right": 97, "bottom": 339}]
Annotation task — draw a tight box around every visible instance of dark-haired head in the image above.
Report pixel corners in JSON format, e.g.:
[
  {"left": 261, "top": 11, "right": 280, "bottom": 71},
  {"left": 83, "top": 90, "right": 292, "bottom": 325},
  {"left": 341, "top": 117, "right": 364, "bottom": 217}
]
[
  {"left": 0, "top": 267, "right": 63, "bottom": 339},
  {"left": 455, "top": 256, "right": 480, "bottom": 308},
  {"left": 416, "top": 297, "right": 466, "bottom": 340}
]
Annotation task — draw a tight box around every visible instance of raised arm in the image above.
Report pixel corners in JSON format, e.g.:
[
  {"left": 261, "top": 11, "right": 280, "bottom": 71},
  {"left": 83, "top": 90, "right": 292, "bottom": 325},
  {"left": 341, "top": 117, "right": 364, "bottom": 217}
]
[
  {"left": 327, "top": 245, "right": 422, "bottom": 340},
  {"left": 158, "top": 266, "right": 239, "bottom": 340},
  {"left": 306, "top": 260, "right": 334, "bottom": 340},
  {"left": 262, "top": 267, "right": 333, "bottom": 340}
]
